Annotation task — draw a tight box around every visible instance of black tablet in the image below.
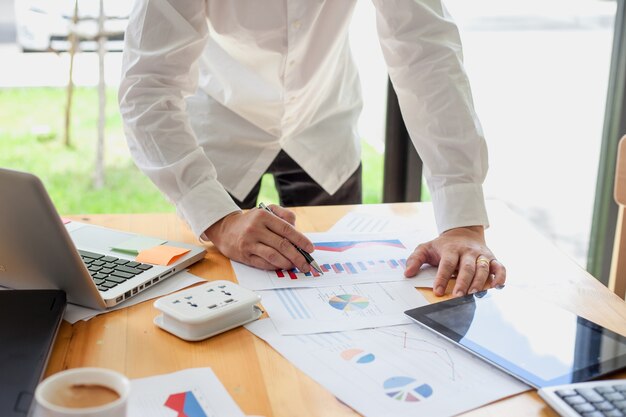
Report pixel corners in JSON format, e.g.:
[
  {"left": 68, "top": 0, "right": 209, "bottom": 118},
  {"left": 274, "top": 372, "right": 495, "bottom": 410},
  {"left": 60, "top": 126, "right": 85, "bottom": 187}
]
[
  {"left": 404, "top": 286, "right": 626, "bottom": 388},
  {"left": 0, "top": 289, "right": 66, "bottom": 416}
]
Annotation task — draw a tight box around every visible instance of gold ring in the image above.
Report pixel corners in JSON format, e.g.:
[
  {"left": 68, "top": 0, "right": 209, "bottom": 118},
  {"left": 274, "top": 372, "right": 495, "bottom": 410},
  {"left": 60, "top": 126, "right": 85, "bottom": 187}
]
[{"left": 476, "top": 257, "right": 490, "bottom": 267}]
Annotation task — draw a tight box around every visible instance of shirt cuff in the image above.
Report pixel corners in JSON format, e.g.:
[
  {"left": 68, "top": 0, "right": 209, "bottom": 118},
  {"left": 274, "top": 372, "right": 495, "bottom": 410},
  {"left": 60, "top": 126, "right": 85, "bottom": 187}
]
[
  {"left": 430, "top": 183, "right": 489, "bottom": 234},
  {"left": 175, "top": 178, "right": 241, "bottom": 239}
]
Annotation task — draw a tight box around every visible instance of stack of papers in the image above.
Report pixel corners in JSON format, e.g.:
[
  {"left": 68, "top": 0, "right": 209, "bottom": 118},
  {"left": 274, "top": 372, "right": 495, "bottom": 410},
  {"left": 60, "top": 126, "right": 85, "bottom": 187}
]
[{"left": 232, "top": 212, "right": 529, "bottom": 417}]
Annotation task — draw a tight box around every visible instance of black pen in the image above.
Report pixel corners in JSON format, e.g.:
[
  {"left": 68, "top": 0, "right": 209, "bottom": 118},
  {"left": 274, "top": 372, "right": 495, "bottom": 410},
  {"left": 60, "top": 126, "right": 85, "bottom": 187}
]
[{"left": 258, "top": 202, "right": 324, "bottom": 275}]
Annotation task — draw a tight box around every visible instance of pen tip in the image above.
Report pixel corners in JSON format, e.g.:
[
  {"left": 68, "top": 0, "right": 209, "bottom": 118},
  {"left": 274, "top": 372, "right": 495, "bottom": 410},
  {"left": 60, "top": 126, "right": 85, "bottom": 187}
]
[{"left": 311, "top": 261, "right": 323, "bottom": 275}]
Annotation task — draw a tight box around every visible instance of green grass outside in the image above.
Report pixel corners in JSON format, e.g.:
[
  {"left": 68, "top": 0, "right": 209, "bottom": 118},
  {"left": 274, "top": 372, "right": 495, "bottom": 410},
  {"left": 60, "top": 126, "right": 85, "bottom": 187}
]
[{"left": 0, "top": 87, "right": 385, "bottom": 215}]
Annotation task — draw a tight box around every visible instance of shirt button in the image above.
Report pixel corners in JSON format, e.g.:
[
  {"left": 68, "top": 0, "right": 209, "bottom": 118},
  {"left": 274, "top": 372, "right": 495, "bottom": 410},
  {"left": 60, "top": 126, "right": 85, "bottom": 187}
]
[{"left": 291, "top": 20, "right": 301, "bottom": 30}]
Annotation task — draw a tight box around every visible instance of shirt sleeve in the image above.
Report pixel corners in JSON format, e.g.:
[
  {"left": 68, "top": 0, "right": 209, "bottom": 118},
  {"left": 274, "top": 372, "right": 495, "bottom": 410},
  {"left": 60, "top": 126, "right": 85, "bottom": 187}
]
[
  {"left": 118, "top": 0, "right": 240, "bottom": 238},
  {"left": 371, "top": 0, "right": 489, "bottom": 233}
]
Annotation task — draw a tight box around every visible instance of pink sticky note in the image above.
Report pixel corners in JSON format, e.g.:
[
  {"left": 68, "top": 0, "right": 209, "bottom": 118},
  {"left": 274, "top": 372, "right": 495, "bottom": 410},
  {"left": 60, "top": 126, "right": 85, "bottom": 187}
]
[
  {"left": 61, "top": 217, "right": 72, "bottom": 224},
  {"left": 136, "top": 245, "right": 191, "bottom": 266}
]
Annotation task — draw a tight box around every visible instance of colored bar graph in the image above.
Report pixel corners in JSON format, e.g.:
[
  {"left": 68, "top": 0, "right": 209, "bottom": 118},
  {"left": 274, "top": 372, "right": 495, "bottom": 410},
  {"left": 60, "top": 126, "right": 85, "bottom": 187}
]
[{"left": 273, "top": 258, "right": 409, "bottom": 279}]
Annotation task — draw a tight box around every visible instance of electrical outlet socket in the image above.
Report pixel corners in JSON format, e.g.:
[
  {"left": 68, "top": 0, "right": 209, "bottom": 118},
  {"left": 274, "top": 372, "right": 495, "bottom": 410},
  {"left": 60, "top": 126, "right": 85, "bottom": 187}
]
[{"left": 153, "top": 280, "right": 262, "bottom": 341}]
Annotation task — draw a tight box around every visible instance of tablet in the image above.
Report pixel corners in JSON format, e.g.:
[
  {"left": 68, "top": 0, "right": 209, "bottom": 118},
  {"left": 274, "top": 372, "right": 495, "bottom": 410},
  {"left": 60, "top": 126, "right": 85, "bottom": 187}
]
[{"left": 404, "top": 286, "right": 626, "bottom": 388}]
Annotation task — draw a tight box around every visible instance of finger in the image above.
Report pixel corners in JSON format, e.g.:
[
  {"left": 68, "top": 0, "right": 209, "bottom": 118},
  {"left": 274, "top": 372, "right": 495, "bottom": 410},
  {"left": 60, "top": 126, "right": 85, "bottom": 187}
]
[
  {"left": 264, "top": 214, "right": 314, "bottom": 253},
  {"left": 464, "top": 255, "right": 491, "bottom": 295},
  {"left": 451, "top": 254, "right": 477, "bottom": 297},
  {"left": 433, "top": 253, "right": 459, "bottom": 297},
  {"left": 261, "top": 234, "right": 310, "bottom": 273},
  {"left": 489, "top": 259, "right": 507, "bottom": 287},
  {"left": 246, "top": 254, "right": 278, "bottom": 271},
  {"left": 253, "top": 243, "right": 294, "bottom": 270},
  {"left": 404, "top": 244, "right": 429, "bottom": 277},
  {"left": 268, "top": 204, "right": 296, "bottom": 226}
]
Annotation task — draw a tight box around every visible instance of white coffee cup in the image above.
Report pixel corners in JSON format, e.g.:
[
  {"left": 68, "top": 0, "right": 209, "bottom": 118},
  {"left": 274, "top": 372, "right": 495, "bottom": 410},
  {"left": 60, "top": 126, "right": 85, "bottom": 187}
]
[{"left": 34, "top": 368, "right": 130, "bottom": 417}]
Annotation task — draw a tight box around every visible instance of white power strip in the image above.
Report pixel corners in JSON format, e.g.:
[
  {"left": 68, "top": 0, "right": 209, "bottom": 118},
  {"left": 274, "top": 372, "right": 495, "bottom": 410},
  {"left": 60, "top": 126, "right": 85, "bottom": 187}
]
[{"left": 153, "top": 280, "right": 262, "bottom": 341}]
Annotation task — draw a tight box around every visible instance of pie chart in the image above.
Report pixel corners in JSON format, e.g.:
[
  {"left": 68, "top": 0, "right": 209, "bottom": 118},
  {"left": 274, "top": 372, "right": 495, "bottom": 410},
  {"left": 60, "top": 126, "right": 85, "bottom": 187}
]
[
  {"left": 383, "top": 376, "right": 433, "bottom": 402},
  {"left": 328, "top": 294, "right": 370, "bottom": 311},
  {"left": 340, "top": 348, "right": 376, "bottom": 364}
]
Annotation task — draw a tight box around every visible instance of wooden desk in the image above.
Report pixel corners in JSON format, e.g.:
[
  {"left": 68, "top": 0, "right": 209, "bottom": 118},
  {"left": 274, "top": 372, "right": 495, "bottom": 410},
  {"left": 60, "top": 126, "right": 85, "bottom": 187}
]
[{"left": 50, "top": 202, "right": 626, "bottom": 417}]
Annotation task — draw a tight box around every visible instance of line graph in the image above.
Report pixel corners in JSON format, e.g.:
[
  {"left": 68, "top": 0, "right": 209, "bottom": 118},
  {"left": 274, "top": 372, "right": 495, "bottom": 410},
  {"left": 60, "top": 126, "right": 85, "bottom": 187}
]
[{"left": 374, "top": 328, "right": 459, "bottom": 381}]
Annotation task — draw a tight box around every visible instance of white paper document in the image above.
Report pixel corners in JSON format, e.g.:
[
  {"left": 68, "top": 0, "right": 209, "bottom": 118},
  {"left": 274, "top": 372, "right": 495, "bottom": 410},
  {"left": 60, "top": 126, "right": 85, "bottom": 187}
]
[
  {"left": 63, "top": 270, "right": 205, "bottom": 324},
  {"left": 232, "top": 233, "right": 436, "bottom": 290},
  {"left": 129, "top": 368, "right": 245, "bottom": 417},
  {"left": 258, "top": 282, "right": 429, "bottom": 334},
  {"left": 328, "top": 212, "right": 424, "bottom": 234},
  {"left": 246, "top": 319, "right": 529, "bottom": 417}
]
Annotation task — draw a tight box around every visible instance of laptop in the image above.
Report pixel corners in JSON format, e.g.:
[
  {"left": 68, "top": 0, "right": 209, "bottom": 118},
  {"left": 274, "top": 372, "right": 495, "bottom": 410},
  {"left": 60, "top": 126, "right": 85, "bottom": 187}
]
[
  {"left": 0, "top": 168, "right": 206, "bottom": 309},
  {"left": 0, "top": 289, "right": 66, "bottom": 417}
]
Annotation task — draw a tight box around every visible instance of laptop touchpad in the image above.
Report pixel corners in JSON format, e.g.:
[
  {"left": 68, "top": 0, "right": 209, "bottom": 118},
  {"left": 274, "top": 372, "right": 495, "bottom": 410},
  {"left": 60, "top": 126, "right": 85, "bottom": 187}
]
[{"left": 69, "top": 225, "right": 135, "bottom": 250}]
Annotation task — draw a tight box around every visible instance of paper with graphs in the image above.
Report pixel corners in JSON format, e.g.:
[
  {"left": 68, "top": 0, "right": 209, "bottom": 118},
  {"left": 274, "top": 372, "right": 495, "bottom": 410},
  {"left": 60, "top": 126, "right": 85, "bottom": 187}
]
[
  {"left": 258, "top": 282, "right": 429, "bottom": 334},
  {"left": 232, "top": 233, "right": 436, "bottom": 290},
  {"left": 246, "top": 319, "right": 528, "bottom": 417}
]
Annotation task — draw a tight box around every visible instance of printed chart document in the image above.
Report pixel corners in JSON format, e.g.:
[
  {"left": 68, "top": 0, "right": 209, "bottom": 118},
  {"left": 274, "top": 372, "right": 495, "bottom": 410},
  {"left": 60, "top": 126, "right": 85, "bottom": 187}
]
[
  {"left": 246, "top": 319, "right": 528, "bottom": 417},
  {"left": 129, "top": 368, "right": 245, "bottom": 417},
  {"left": 258, "top": 282, "right": 429, "bottom": 334},
  {"left": 232, "top": 233, "right": 436, "bottom": 290},
  {"left": 328, "top": 211, "right": 428, "bottom": 234}
]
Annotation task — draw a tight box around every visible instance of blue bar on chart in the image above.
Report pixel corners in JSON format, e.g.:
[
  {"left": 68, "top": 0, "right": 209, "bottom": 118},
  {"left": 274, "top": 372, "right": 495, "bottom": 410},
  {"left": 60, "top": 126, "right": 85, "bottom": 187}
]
[{"left": 274, "top": 258, "right": 408, "bottom": 279}]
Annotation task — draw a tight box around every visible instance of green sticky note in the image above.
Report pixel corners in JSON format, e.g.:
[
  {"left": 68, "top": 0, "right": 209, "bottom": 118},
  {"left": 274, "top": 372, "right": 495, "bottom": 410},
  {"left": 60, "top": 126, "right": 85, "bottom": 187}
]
[{"left": 111, "top": 236, "right": 167, "bottom": 255}]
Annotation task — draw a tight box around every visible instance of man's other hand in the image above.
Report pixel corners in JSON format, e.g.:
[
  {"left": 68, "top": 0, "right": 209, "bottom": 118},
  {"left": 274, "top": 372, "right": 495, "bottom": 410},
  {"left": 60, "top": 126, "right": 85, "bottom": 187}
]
[{"left": 403, "top": 226, "right": 506, "bottom": 297}]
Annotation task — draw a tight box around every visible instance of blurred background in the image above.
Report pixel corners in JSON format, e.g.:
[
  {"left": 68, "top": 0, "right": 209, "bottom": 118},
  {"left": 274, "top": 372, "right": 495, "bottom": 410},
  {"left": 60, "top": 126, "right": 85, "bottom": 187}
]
[{"left": 0, "top": 0, "right": 617, "bottom": 272}]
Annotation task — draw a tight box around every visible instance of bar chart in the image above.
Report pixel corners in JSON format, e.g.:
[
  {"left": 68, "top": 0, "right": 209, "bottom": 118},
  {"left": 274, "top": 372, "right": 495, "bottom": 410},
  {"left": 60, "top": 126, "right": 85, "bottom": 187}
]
[{"left": 232, "top": 233, "right": 437, "bottom": 290}]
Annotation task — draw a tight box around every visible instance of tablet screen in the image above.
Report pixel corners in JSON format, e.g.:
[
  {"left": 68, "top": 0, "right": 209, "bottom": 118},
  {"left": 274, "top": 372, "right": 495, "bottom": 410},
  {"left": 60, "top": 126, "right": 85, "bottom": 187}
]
[{"left": 404, "top": 287, "right": 626, "bottom": 388}]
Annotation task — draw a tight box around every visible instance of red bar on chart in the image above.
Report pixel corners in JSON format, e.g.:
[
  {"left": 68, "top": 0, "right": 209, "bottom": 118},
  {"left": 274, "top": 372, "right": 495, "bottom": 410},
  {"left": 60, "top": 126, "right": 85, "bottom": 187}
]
[
  {"left": 288, "top": 270, "right": 298, "bottom": 280},
  {"left": 276, "top": 270, "right": 285, "bottom": 278}
]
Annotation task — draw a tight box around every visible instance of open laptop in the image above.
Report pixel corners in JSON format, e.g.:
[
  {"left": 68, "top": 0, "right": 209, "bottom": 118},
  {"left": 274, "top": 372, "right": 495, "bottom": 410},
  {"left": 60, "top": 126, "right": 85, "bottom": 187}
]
[{"left": 0, "top": 168, "right": 206, "bottom": 309}]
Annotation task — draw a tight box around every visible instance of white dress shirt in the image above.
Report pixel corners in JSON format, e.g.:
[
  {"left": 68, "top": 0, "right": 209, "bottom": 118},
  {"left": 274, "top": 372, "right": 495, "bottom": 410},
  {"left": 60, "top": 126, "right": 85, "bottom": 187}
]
[{"left": 119, "top": 0, "right": 489, "bottom": 238}]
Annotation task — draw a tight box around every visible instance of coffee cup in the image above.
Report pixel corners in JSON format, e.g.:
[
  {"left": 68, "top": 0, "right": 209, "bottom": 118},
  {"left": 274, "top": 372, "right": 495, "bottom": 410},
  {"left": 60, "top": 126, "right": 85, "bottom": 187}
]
[{"left": 34, "top": 368, "right": 130, "bottom": 417}]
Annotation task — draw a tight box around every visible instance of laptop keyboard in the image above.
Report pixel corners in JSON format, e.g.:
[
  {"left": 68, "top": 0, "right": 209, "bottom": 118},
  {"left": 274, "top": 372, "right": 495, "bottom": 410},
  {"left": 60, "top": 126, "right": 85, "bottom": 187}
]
[{"left": 78, "top": 249, "right": 153, "bottom": 292}]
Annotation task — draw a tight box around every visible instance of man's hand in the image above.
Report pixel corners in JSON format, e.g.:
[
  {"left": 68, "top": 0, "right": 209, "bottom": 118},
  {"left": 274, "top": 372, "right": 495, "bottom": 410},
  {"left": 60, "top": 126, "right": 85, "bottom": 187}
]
[
  {"left": 204, "top": 204, "right": 314, "bottom": 272},
  {"left": 403, "top": 226, "right": 506, "bottom": 297}
]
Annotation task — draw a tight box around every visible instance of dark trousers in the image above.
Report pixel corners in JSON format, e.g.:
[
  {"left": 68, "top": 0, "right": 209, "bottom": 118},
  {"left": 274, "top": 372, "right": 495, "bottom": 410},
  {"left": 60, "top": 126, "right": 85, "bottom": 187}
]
[{"left": 231, "top": 150, "right": 362, "bottom": 209}]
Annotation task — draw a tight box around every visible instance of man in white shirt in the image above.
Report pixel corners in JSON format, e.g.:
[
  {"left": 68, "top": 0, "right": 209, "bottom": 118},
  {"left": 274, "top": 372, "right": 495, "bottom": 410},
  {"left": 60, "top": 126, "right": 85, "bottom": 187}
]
[{"left": 119, "top": 0, "right": 505, "bottom": 297}]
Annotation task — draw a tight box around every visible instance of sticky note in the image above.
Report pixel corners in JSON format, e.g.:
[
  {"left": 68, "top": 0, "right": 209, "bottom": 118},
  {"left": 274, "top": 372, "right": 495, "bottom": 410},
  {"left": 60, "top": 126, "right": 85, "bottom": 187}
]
[
  {"left": 111, "top": 236, "right": 168, "bottom": 255},
  {"left": 61, "top": 218, "right": 72, "bottom": 224},
  {"left": 136, "top": 245, "right": 191, "bottom": 266}
]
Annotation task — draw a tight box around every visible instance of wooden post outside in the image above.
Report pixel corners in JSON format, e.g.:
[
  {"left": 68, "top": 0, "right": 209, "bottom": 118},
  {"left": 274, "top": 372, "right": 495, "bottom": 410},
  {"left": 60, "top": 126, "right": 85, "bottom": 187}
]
[
  {"left": 63, "top": 0, "right": 79, "bottom": 148},
  {"left": 93, "top": 0, "right": 106, "bottom": 189}
]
